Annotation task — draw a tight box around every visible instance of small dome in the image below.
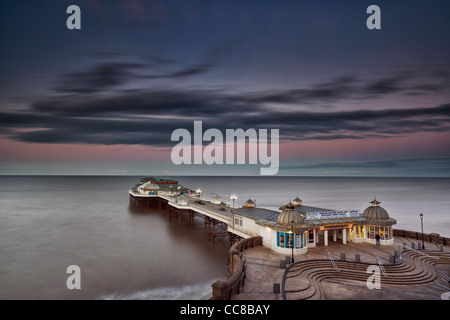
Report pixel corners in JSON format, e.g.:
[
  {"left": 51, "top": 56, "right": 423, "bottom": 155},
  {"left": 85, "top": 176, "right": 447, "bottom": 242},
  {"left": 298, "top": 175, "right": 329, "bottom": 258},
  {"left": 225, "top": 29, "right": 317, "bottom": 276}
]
[
  {"left": 277, "top": 202, "right": 304, "bottom": 225},
  {"left": 142, "top": 182, "right": 160, "bottom": 190},
  {"left": 285, "top": 201, "right": 295, "bottom": 210},
  {"left": 363, "top": 198, "right": 390, "bottom": 220}
]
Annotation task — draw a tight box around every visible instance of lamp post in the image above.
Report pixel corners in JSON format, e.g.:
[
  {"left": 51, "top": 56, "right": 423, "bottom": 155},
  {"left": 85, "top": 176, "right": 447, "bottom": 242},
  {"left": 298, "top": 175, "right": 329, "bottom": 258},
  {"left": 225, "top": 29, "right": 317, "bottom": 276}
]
[
  {"left": 291, "top": 220, "right": 295, "bottom": 263},
  {"left": 419, "top": 213, "right": 424, "bottom": 249},
  {"left": 230, "top": 194, "right": 237, "bottom": 209}
]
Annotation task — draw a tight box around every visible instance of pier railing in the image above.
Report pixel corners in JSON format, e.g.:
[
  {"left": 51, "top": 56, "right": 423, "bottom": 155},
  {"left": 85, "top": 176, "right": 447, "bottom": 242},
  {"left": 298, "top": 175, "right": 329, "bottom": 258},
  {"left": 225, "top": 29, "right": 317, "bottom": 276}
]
[
  {"left": 393, "top": 229, "right": 449, "bottom": 246},
  {"left": 210, "top": 236, "right": 262, "bottom": 300}
]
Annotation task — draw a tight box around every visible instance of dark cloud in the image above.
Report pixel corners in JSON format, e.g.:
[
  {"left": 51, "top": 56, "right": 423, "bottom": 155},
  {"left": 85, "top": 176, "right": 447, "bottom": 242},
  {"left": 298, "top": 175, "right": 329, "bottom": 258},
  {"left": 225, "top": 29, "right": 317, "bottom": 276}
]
[
  {"left": 242, "top": 76, "right": 358, "bottom": 104},
  {"left": 240, "top": 66, "right": 450, "bottom": 105},
  {"left": 31, "top": 89, "right": 248, "bottom": 117},
  {"left": 144, "top": 64, "right": 215, "bottom": 79},
  {"left": 2, "top": 85, "right": 450, "bottom": 147},
  {"left": 365, "top": 76, "right": 405, "bottom": 95},
  {"left": 52, "top": 60, "right": 217, "bottom": 95},
  {"left": 2, "top": 61, "right": 450, "bottom": 147},
  {"left": 54, "top": 62, "right": 147, "bottom": 94}
]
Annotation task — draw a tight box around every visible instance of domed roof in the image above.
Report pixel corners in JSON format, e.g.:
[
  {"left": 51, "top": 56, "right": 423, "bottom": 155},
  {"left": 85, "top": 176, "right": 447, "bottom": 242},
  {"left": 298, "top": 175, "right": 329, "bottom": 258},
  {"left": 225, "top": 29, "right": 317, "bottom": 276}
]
[
  {"left": 277, "top": 202, "right": 304, "bottom": 225},
  {"left": 363, "top": 198, "right": 390, "bottom": 220},
  {"left": 142, "top": 182, "right": 160, "bottom": 190}
]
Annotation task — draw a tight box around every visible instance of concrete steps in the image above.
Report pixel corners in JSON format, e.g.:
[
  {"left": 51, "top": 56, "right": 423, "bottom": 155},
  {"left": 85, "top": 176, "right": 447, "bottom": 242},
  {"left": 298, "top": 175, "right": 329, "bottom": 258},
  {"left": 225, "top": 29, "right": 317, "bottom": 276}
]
[
  {"left": 284, "top": 277, "right": 317, "bottom": 300},
  {"left": 283, "top": 250, "right": 450, "bottom": 300}
]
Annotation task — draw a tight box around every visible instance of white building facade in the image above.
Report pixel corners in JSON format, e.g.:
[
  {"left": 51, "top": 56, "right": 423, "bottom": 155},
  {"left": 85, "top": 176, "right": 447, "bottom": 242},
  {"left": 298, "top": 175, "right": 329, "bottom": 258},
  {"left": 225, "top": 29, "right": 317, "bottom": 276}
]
[{"left": 229, "top": 198, "right": 396, "bottom": 255}]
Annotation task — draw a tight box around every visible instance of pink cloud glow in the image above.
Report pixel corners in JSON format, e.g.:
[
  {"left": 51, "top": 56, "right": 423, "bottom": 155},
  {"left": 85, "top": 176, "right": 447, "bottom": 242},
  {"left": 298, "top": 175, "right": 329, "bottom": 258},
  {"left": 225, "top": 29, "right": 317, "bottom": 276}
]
[
  {"left": 1, "top": 130, "right": 449, "bottom": 167},
  {"left": 0, "top": 137, "right": 171, "bottom": 163}
]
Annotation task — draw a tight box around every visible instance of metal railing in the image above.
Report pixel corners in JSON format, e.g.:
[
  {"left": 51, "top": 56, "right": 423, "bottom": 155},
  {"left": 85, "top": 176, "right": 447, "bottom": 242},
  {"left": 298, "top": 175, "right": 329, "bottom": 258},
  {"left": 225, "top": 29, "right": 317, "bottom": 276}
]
[
  {"left": 327, "top": 250, "right": 340, "bottom": 272},
  {"left": 375, "top": 254, "right": 387, "bottom": 277}
]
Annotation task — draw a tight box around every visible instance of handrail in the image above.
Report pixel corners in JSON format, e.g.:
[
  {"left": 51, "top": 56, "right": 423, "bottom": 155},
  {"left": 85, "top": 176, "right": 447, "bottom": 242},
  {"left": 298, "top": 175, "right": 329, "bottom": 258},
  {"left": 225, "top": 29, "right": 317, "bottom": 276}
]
[
  {"left": 376, "top": 254, "right": 387, "bottom": 277},
  {"left": 402, "top": 244, "right": 440, "bottom": 260},
  {"left": 393, "top": 229, "right": 450, "bottom": 246},
  {"left": 326, "top": 250, "right": 340, "bottom": 272}
]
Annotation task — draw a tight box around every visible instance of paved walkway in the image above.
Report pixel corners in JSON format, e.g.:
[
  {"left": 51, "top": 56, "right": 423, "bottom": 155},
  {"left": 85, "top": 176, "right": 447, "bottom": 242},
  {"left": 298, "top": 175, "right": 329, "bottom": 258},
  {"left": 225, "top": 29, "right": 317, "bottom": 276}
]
[{"left": 233, "top": 237, "right": 450, "bottom": 300}]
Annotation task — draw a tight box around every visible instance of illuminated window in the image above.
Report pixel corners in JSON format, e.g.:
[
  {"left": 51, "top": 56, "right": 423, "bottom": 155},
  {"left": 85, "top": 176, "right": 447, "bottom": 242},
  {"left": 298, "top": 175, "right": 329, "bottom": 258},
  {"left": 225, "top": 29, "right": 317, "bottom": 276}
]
[
  {"left": 367, "top": 225, "right": 392, "bottom": 240},
  {"left": 279, "top": 233, "right": 285, "bottom": 248},
  {"left": 369, "top": 226, "right": 375, "bottom": 239},
  {"left": 296, "top": 234, "right": 301, "bottom": 248},
  {"left": 277, "top": 232, "right": 303, "bottom": 249}
]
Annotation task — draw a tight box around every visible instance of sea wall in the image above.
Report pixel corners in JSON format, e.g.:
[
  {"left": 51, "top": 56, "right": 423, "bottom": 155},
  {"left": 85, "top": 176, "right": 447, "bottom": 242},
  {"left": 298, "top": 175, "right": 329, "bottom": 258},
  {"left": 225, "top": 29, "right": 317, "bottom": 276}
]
[
  {"left": 210, "top": 236, "right": 262, "bottom": 300},
  {"left": 393, "top": 228, "right": 450, "bottom": 246}
]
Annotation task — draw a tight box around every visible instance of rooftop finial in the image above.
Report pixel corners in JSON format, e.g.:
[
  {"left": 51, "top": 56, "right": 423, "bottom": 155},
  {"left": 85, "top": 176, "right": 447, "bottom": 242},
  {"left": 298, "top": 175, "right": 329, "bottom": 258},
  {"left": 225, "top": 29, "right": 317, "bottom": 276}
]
[{"left": 370, "top": 196, "right": 381, "bottom": 206}]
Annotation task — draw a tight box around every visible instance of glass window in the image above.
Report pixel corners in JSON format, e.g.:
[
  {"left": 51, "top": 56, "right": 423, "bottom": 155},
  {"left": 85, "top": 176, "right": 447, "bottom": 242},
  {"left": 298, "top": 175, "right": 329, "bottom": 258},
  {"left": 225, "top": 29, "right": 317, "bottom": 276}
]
[
  {"left": 369, "top": 226, "right": 374, "bottom": 239},
  {"left": 309, "top": 229, "right": 315, "bottom": 242},
  {"left": 380, "top": 227, "right": 385, "bottom": 240},
  {"left": 367, "top": 225, "right": 393, "bottom": 240},
  {"left": 278, "top": 232, "right": 303, "bottom": 248},
  {"left": 234, "top": 216, "right": 243, "bottom": 227},
  {"left": 384, "top": 226, "right": 391, "bottom": 240},
  {"left": 296, "top": 234, "right": 302, "bottom": 248},
  {"left": 287, "top": 234, "right": 293, "bottom": 248}
]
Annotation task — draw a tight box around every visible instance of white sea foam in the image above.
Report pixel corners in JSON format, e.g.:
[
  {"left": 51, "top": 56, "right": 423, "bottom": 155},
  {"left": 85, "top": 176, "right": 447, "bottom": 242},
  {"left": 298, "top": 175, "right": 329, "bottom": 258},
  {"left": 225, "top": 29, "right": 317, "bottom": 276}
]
[{"left": 99, "top": 282, "right": 213, "bottom": 300}]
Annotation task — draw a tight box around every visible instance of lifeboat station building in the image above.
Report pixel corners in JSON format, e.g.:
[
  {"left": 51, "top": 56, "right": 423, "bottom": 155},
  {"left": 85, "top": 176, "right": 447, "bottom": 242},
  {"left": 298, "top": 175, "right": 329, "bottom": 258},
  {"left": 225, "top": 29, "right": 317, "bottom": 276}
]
[
  {"left": 133, "top": 177, "right": 191, "bottom": 196},
  {"left": 229, "top": 197, "right": 396, "bottom": 256}
]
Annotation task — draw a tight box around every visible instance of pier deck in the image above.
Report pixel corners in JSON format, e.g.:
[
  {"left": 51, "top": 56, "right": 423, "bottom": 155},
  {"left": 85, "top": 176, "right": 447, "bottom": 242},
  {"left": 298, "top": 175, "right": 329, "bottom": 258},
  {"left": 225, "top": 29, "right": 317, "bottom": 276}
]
[
  {"left": 129, "top": 190, "right": 247, "bottom": 244},
  {"left": 129, "top": 191, "right": 233, "bottom": 224}
]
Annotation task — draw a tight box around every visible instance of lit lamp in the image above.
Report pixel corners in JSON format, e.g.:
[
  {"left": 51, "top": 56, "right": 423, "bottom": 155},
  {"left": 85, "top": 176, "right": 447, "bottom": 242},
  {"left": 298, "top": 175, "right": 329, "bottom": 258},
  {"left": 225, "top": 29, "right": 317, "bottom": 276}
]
[
  {"left": 419, "top": 213, "right": 425, "bottom": 249},
  {"left": 291, "top": 220, "right": 295, "bottom": 263},
  {"left": 230, "top": 194, "right": 238, "bottom": 209}
]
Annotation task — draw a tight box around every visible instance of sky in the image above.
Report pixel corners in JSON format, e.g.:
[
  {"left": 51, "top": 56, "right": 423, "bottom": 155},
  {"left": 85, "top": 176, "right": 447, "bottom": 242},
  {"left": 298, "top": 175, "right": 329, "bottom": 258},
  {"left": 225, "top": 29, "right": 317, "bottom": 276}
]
[{"left": 0, "top": 0, "right": 450, "bottom": 176}]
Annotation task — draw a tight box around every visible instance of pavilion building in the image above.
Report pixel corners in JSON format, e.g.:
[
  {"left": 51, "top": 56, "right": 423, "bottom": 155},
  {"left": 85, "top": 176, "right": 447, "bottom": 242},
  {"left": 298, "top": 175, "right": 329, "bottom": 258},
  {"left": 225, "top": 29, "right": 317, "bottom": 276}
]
[
  {"left": 135, "top": 177, "right": 190, "bottom": 196},
  {"left": 361, "top": 198, "right": 397, "bottom": 245},
  {"left": 229, "top": 196, "right": 397, "bottom": 255}
]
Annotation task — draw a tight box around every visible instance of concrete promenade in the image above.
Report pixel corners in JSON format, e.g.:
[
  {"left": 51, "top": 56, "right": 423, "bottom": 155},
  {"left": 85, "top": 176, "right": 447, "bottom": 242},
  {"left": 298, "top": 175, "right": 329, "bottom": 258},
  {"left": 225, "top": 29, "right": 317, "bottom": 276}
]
[{"left": 232, "top": 236, "right": 450, "bottom": 300}]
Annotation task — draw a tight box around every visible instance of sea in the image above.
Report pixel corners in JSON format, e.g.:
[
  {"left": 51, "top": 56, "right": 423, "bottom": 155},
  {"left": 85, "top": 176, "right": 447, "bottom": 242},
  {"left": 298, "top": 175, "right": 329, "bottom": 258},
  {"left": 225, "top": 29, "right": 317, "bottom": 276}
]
[{"left": 0, "top": 175, "right": 449, "bottom": 300}]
